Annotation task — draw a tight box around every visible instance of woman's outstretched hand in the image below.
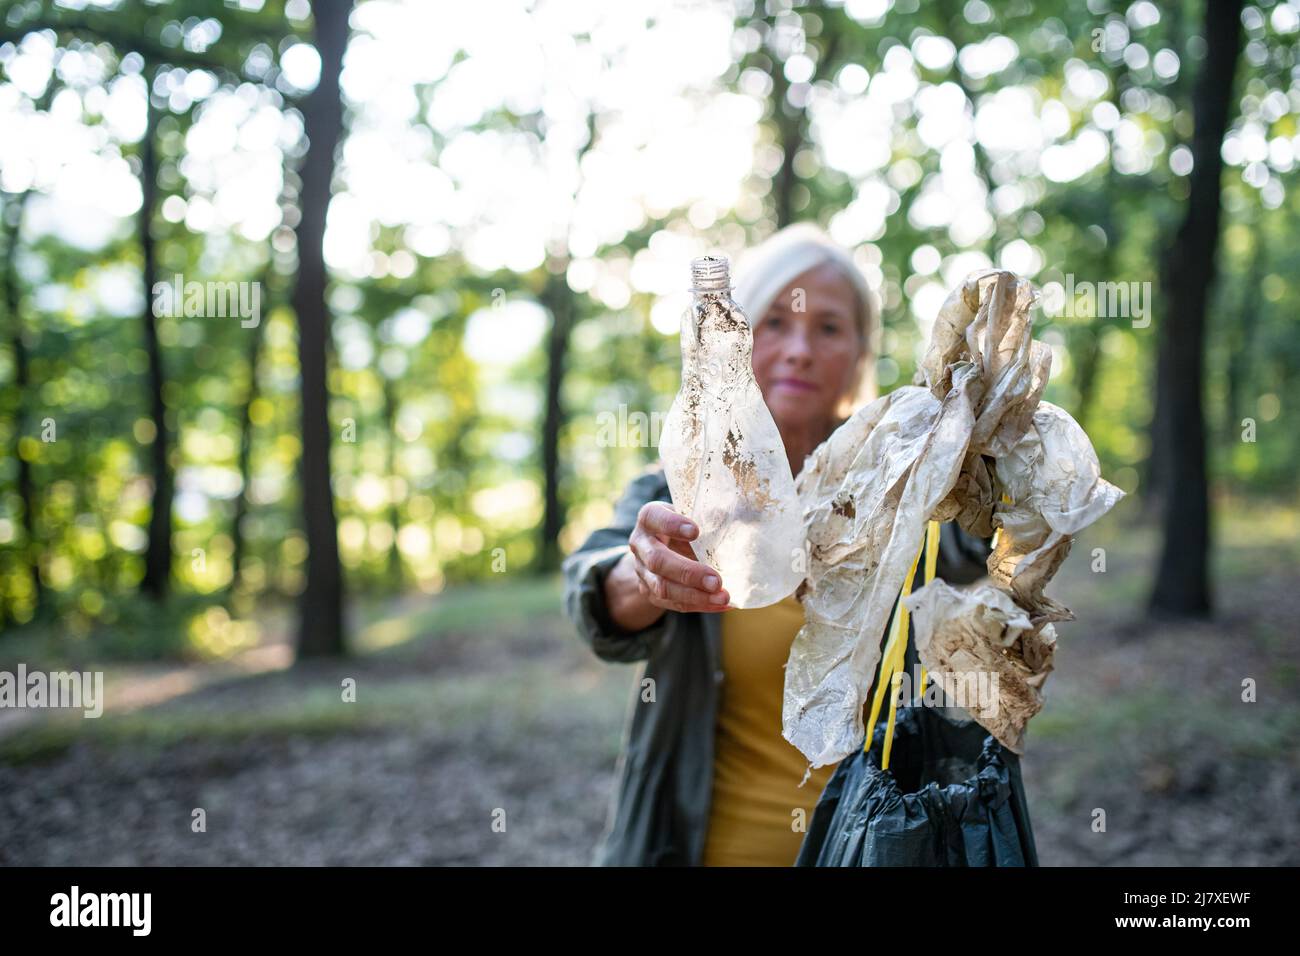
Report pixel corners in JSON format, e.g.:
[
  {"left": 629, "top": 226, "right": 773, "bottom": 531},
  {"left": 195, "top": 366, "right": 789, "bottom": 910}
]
[{"left": 603, "top": 502, "right": 732, "bottom": 633}]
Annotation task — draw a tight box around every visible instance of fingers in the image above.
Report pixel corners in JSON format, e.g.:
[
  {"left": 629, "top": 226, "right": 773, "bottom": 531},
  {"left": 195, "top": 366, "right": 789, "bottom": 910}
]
[
  {"left": 639, "top": 504, "right": 699, "bottom": 559},
  {"left": 629, "top": 539, "right": 729, "bottom": 612},
  {"left": 636, "top": 568, "right": 731, "bottom": 613},
  {"left": 632, "top": 502, "right": 734, "bottom": 611},
  {"left": 637, "top": 502, "right": 698, "bottom": 542},
  {"left": 640, "top": 537, "right": 722, "bottom": 594}
]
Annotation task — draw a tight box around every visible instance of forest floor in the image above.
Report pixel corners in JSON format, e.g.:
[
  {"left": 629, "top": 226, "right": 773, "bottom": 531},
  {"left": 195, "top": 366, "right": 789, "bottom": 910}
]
[{"left": 2, "top": 500, "right": 1298, "bottom": 866}]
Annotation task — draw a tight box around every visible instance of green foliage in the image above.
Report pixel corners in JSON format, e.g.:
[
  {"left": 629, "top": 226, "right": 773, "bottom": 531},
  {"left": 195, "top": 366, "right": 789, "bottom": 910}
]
[{"left": 0, "top": 0, "right": 1297, "bottom": 655}]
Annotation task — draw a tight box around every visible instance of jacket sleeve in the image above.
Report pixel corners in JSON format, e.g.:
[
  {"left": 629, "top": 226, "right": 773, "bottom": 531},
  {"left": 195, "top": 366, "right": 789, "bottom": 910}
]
[{"left": 561, "top": 466, "right": 677, "bottom": 664}]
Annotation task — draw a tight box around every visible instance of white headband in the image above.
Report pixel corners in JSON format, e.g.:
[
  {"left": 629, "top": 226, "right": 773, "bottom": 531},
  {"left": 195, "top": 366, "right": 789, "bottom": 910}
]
[{"left": 731, "top": 222, "right": 875, "bottom": 339}]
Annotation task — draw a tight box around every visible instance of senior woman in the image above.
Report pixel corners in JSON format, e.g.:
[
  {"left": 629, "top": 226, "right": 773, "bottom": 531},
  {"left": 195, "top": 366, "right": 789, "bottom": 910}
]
[{"left": 562, "top": 223, "right": 990, "bottom": 867}]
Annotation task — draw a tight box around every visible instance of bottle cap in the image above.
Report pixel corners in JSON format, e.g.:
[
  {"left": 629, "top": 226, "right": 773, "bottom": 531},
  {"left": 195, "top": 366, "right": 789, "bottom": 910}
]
[{"left": 690, "top": 255, "right": 731, "bottom": 292}]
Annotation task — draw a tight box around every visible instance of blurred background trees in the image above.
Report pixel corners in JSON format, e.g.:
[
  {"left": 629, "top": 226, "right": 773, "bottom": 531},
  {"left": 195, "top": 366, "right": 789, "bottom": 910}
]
[{"left": 1, "top": 0, "right": 1297, "bottom": 659}]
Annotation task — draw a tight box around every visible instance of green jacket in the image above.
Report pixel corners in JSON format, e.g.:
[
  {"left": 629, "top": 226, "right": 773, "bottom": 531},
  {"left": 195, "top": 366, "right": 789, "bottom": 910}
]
[{"left": 561, "top": 464, "right": 991, "bottom": 866}]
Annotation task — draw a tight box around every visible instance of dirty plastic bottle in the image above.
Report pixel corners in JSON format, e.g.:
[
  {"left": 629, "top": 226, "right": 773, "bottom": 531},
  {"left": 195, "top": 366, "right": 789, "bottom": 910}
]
[{"left": 658, "top": 255, "right": 806, "bottom": 609}]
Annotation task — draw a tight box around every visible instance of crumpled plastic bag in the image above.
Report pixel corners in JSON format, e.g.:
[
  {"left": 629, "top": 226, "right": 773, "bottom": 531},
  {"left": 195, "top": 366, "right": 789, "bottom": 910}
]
[
  {"left": 899, "top": 399, "right": 1124, "bottom": 753},
  {"left": 659, "top": 263, "right": 805, "bottom": 608},
  {"left": 781, "top": 269, "right": 1122, "bottom": 769},
  {"left": 986, "top": 400, "right": 1126, "bottom": 628},
  {"left": 904, "top": 580, "right": 1054, "bottom": 754}
]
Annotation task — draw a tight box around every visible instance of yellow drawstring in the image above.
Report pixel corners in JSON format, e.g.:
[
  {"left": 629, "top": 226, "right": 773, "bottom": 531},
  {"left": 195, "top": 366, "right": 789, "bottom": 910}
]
[
  {"left": 917, "top": 519, "right": 940, "bottom": 700},
  {"left": 990, "top": 491, "right": 1013, "bottom": 552},
  {"left": 864, "top": 520, "right": 941, "bottom": 769}
]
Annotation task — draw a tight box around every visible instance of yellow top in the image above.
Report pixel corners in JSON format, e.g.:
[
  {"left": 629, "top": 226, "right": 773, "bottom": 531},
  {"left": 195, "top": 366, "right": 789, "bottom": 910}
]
[{"left": 701, "top": 593, "right": 839, "bottom": 866}]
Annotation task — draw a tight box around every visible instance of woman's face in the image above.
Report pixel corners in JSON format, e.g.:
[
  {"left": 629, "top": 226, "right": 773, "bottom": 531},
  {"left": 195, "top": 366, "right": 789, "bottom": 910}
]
[{"left": 751, "top": 262, "right": 865, "bottom": 436}]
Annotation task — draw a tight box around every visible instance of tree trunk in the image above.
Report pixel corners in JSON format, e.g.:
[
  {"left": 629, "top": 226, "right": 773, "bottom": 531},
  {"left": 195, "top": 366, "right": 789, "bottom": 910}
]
[
  {"left": 760, "top": 18, "right": 833, "bottom": 230},
  {"left": 230, "top": 268, "right": 271, "bottom": 594},
  {"left": 769, "top": 65, "right": 800, "bottom": 230},
  {"left": 539, "top": 265, "right": 572, "bottom": 572},
  {"left": 2, "top": 187, "right": 43, "bottom": 621},
  {"left": 382, "top": 373, "right": 403, "bottom": 589},
  {"left": 2, "top": 80, "right": 57, "bottom": 624},
  {"left": 291, "top": 0, "right": 352, "bottom": 657},
  {"left": 139, "top": 93, "right": 173, "bottom": 601},
  {"left": 537, "top": 113, "right": 599, "bottom": 572},
  {"left": 1149, "top": 0, "right": 1244, "bottom": 618}
]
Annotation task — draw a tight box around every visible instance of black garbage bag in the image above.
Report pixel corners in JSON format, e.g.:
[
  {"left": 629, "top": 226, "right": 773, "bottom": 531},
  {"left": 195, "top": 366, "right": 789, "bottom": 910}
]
[{"left": 794, "top": 703, "right": 1039, "bottom": 866}]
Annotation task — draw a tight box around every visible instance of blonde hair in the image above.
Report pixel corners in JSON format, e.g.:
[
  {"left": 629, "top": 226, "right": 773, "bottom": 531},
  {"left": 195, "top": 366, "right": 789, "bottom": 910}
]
[{"left": 731, "top": 223, "right": 878, "bottom": 417}]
